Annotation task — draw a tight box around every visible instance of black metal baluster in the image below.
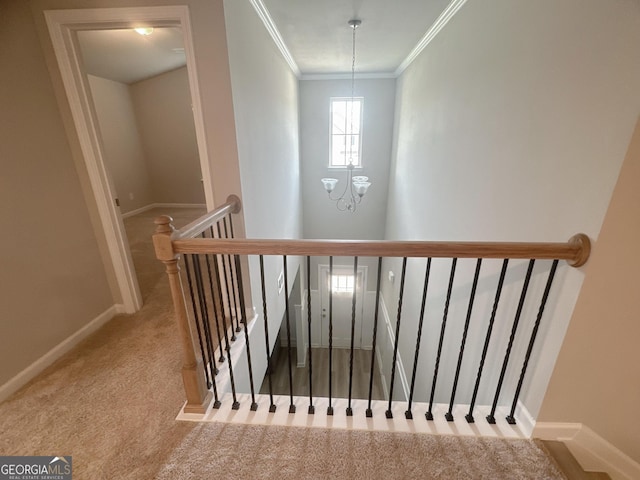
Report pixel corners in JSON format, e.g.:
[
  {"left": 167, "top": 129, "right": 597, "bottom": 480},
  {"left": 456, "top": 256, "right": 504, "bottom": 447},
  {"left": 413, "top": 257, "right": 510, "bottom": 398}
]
[
  {"left": 366, "top": 257, "right": 383, "bottom": 418},
  {"left": 405, "top": 258, "right": 432, "bottom": 420},
  {"left": 328, "top": 256, "right": 334, "bottom": 416},
  {"left": 259, "top": 256, "right": 276, "bottom": 413},
  {"left": 445, "top": 258, "right": 482, "bottom": 421},
  {"left": 346, "top": 256, "right": 359, "bottom": 416},
  {"left": 192, "top": 254, "right": 219, "bottom": 379},
  {"left": 183, "top": 255, "right": 214, "bottom": 391},
  {"left": 486, "top": 259, "right": 535, "bottom": 424},
  {"left": 212, "top": 249, "right": 240, "bottom": 409},
  {"left": 307, "top": 255, "right": 314, "bottom": 415},
  {"left": 224, "top": 217, "right": 243, "bottom": 333},
  {"left": 466, "top": 259, "right": 508, "bottom": 423},
  {"left": 207, "top": 227, "right": 228, "bottom": 361},
  {"left": 216, "top": 222, "right": 237, "bottom": 341},
  {"left": 386, "top": 257, "right": 407, "bottom": 419},
  {"left": 506, "top": 259, "right": 559, "bottom": 424},
  {"left": 426, "top": 258, "right": 457, "bottom": 420},
  {"left": 283, "top": 255, "right": 296, "bottom": 414},
  {"left": 235, "top": 253, "right": 258, "bottom": 411}
]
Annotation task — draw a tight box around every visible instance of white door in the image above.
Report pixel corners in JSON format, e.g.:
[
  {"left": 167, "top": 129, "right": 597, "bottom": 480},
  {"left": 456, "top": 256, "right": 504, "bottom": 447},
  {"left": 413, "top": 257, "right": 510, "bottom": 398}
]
[{"left": 319, "top": 265, "right": 366, "bottom": 348}]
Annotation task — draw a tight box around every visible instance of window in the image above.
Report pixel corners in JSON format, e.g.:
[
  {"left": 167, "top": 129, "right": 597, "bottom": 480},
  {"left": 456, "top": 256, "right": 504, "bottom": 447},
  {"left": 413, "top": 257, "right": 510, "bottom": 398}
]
[
  {"left": 330, "top": 97, "right": 363, "bottom": 167},
  {"left": 331, "top": 274, "right": 355, "bottom": 294}
]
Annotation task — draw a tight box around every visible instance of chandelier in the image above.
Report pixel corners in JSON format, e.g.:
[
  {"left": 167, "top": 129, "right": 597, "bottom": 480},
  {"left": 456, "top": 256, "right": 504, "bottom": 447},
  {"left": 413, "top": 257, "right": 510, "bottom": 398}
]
[{"left": 321, "top": 19, "right": 371, "bottom": 213}]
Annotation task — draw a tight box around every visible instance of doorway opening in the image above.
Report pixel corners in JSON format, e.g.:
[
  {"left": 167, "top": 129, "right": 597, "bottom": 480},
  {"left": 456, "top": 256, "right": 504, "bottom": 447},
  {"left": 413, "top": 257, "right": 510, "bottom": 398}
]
[{"left": 45, "top": 7, "right": 215, "bottom": 312}]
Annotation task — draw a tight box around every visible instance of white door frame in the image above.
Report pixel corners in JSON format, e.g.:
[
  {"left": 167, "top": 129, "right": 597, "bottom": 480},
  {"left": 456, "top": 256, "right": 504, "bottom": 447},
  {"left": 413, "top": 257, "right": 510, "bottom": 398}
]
[
  {"left": 45, "top": 7, "right": 216, "bottom": 313},
  {"left": 318, "top": 264, "right": 367, "bottom": 348}
]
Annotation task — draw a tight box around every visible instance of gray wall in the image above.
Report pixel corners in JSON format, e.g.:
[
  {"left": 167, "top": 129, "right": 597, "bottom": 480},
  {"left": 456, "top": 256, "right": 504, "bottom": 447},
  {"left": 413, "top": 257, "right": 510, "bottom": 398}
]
[
  {"left": 300, "top": 79, "right": 396, "bottom": 294},
  {"left": 300, "top": 78, "right": 395, "bottom": 241},
  {"left": 90, "top": 67, "right": 206, "bottom": 214},
  {"left": 0, "top": 1, "right": 113, "bottom": 386},
  {"left": 223, "top": 0, "right": 303, "bottom": 392},
  {"left": 0, "top": 0, "right": 242, "bottom": 391},
  {"left": 130, "top": 66, "right": 205, "bottom": 206},
  {"left": 381, "top": 0, "right": 640, "bottom": 419},
  {"left": 88, "top": 75, "right": 154, "bottom": 213}
]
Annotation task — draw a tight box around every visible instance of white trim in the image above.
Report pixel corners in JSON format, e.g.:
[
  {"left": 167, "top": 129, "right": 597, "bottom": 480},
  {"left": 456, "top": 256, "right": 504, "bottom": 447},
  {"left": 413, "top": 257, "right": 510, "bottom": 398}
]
[
  {"left": 395, "top": 0, "right": 468, "bottom": 76},
  {"left": 515, "top": 400, "right": 536, "bottom": 439},
  {"left": 44, "top": 7, "right": 216, "bottom": 314},
  {"left": 534, "top": 422, "right": 640, "bottom": 480},
  {"left": 0, "top": 306, "right": 119, "bottom": 403},
  {"left": 121, "top": 204, "right": 156, "bottom": 219},
  {"left": 46, "top": 10, "right": 141, "bottom": 313},
  {"left": 301, "top": 73, "right": 398, "bottom": 81},
  {"left": 376, "top": 343, "right": 389, "bottom": 400},
  {"left": 178, "top": 394, "right": 528, "bottom": 439},
  {"left": 121, "top": 203, "right": 207, "bottom": 219},
  {"left": 114, "top": 303, "right": 127, "bottom": 315},
  {"left": 317, "top": 264, "right": 368, "bottom": 348},
  {"left": 153, "top": 202, "right": 206, "bottom": 210},
  {"left": 379, "top": 296, "right": 409, "bottom": 401},
  {"left": 247, "top": 0, "right": 465, "bottom": 80},
  {"left": 249, "top": 0, "right": 300, "bottom": 78}
]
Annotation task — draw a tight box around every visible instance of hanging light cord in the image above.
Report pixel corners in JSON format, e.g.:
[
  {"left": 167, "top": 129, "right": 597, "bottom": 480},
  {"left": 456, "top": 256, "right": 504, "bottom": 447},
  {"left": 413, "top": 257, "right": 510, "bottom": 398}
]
[{"left": 348, "top": 22, "right": 357, "bottom": 164}]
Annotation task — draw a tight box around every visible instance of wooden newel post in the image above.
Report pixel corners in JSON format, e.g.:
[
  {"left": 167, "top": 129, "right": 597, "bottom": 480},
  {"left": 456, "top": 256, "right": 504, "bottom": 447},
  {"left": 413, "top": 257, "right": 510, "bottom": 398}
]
[{"left": 153, "top": 215, "right": 213, "bottom": 414}]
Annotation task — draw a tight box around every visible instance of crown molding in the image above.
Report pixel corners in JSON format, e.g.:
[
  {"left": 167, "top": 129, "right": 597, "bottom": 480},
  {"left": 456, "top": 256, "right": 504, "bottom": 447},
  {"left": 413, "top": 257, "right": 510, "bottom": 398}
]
[
  {"left": 300, "top": 72, "right": 397, "bottom": 81},
  {"left": 249, "top": 0, "right": 301, "bottom": 78},
  {"left": 395, "top": 0, "right": 468, "bottom": 76},
  {"left": 249, "top": 0, "right": 466, "bottom": 80}
]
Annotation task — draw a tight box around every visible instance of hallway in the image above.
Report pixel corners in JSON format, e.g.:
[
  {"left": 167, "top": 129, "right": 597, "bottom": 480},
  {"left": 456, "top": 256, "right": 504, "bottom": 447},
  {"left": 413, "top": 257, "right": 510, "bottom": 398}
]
[{"left": 123, "top": 206, "right": 205, "bottom": 301}]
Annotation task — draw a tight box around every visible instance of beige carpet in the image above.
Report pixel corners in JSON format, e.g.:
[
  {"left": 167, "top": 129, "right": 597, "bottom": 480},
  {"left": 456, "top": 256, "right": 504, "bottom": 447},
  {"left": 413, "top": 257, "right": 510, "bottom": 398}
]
[
  {"left": 155, "top": 423, "right": 565, "bottom": 479},
  {"left": 0, "top": 208, "right": 566, "bottom": 479}
]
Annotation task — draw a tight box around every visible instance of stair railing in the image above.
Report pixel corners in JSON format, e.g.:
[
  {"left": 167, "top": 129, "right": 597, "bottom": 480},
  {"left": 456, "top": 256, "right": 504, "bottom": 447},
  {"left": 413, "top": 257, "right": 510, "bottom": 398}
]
[
  {"left": 154, "top": 195, "right": 591, "bottom": 422},
  {"left": 153, "top": 195, "right": 243, "bottom": 413}
]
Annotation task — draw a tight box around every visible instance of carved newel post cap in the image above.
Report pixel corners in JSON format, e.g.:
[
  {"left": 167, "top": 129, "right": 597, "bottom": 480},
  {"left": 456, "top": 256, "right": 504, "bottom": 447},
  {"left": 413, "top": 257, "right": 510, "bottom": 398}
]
[{"left": 154, "top": 215, "right": 175, "bottom": 235}]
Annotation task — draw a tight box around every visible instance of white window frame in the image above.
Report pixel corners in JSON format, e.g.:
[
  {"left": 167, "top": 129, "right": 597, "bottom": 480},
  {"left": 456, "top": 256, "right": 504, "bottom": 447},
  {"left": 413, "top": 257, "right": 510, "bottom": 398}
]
[
  {"left": 329, "top": 97, "right": 363, "bottom": 168},
  {"left": 331, "top": 274, "right": 355, "bottom": 294}
]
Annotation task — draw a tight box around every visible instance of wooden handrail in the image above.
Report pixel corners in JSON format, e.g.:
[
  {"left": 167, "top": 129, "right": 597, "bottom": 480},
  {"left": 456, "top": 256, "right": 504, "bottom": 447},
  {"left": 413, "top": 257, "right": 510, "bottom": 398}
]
[
  {"left": 172, "top": 233, "right": 590, "bottom": 267},
  {"left": 171, "top": 194, "right": 241, "bottom": 241}
]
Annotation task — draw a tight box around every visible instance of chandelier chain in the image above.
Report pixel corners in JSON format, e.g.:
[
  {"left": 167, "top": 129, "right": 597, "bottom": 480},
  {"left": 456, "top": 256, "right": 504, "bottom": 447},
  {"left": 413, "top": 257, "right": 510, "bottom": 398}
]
[{"left": 349, "top": 22, "right": 357, "bottom": 164}]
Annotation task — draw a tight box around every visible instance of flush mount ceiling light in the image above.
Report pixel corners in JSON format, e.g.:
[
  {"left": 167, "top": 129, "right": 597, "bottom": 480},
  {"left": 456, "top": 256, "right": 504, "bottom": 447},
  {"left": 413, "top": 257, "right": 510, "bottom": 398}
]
[
  {"left": 134, "top": 27, "right": 154, "bottom": 36},
  {"left": 321, "top": 19, "right": 371, "bottom": 213}
]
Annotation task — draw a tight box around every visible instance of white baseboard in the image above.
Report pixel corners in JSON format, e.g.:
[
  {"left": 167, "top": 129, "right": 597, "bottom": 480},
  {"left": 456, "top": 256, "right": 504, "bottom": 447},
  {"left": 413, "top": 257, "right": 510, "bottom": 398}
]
[
  {"left": 121, "top": 203, "right": 206, "bottom": 219},
  {"left": 534, "top": 422, "right": 640, "bottom": 480},
  {"left": 379, "top": 297, "right": 409, "bottom": 401},
  {"left": 153, "top": 202, "right": 206, "bottom": 210},
  {"left": 376, "top": 346, "right": 389, "bottom": 400},
  {"left": 121, "top": 204, "right": 155, "bottom": 218},
  {"left": 515, "top": 401, "right": 536, "bottom": 438},
  {"left": 0, "top": 305, "right": 118, "bottom": 403}
]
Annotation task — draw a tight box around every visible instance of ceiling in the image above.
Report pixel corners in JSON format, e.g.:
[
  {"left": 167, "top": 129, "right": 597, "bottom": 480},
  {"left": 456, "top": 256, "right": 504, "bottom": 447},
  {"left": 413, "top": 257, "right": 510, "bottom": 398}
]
[
  {"left": 76, "top": 0, "right": 454, "bottom": 83},
  {"left": 77, "top": 27, "right": 186, "bottom": 84},
  {"left": 262, "top": 0, "right": 452, "bottom": 75}
]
